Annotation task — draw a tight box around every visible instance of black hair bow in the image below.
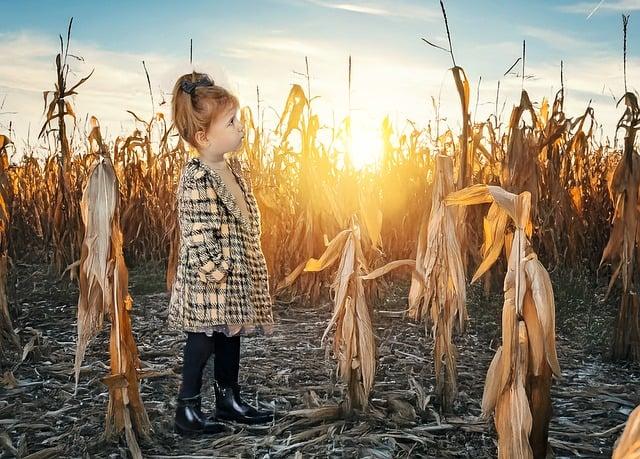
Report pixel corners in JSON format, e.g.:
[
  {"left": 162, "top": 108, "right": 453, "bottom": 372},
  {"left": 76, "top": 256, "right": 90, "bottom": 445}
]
[{"left": 180, "top": 76, "right": 215, "bottom": 95}]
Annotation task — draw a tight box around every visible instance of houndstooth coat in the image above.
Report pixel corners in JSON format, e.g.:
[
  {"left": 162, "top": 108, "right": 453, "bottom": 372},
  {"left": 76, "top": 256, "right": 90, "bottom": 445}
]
[{"left": 167, "top": 156, "right": 274, "bottom": 334}]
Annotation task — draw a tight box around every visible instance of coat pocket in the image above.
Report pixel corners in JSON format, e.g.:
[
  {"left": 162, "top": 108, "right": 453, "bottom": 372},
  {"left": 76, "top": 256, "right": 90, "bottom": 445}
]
[
  {"left": 202, "top": 273, "right": 228, "bottom": 322},
  {"left": 186, "top": 220, "right": 232, "bottom": 284}
]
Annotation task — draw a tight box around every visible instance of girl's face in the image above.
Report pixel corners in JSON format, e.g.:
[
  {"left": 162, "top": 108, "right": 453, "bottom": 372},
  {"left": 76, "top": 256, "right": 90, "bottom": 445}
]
[{"left": 204, "top": 105, "right": 244, "bottom": 155}]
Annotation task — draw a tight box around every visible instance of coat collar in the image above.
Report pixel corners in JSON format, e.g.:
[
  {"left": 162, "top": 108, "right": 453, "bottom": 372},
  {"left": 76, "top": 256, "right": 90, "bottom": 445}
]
[{"left": 190, "top": 156, "right": 260, "bottom": 238}]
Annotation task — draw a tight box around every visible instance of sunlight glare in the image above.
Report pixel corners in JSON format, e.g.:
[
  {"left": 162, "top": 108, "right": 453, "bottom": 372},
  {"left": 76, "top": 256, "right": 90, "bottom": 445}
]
[{"left": 348, "top": 126, "right": 383, "bottom": 170}]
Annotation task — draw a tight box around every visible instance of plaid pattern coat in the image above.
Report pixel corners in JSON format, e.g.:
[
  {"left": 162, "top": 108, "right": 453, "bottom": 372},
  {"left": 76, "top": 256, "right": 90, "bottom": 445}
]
[{"left": 167, "top": 156, "right": 274, "bottom": 334}]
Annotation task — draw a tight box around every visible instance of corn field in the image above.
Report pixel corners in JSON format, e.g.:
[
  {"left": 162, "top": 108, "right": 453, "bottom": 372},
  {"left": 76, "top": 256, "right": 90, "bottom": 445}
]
[{"left": 0, "top": 12, "right": 639, "bottom": 459}]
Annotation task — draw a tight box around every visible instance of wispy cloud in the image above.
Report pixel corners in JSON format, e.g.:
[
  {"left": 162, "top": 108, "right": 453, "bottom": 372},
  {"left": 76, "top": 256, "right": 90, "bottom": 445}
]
[
  {"left": 557, "top": 0, "right": 640, "bottom": 15},
  {"left": 519, "top": 25, "right": 592, "bottom": 50},
  {"left": 295, "top": 0, "right": 439, "bottom": 21}
]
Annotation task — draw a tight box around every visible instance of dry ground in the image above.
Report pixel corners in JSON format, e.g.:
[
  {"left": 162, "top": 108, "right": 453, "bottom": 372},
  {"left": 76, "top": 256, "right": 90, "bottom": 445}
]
[{"left": 1, "top": 260, "right": 638, "bottom": 458}]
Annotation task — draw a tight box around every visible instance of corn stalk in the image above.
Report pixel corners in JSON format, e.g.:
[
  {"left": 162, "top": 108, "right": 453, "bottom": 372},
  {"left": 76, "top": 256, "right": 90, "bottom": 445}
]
[
  {"left": 600, "top": 91, "right": 640, "bottom": 363},
  {"left": 406, "top": 154, "right": 466, "bottom": 411},
  {"left": 273, "top": 83, "right": 342, "bottom": 303},
  {"left": 600, "top": 12, "right": 640, "bottom": 361},
  {"left": 38, "top": 18, "right": 94, "bottom": 275},
  {"left": 0, "top": 134, "right": 19, "bottom": 353},
  {"left": 303, "top": 216, "right": 377, "bottom": 414},
  {"left": 445, "top": 184, "right": 561, "bottom": 459},
  {"left": 73, "top": 154, "right": 150, "bottom": 457}
]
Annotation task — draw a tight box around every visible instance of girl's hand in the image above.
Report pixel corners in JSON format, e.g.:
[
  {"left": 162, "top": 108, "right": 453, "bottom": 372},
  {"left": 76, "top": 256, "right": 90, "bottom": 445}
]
[{"left": 198, "top": 269, "right": 227, "bottom": 283}]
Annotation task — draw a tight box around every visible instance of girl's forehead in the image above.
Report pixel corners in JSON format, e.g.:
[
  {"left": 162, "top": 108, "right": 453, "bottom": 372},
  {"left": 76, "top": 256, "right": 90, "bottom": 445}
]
[
  {"left": 223, "top": 105, "right": 238, "bottom": 116},
  {"left": 213, "top": 105, "right": 238, "bottom": 126}
]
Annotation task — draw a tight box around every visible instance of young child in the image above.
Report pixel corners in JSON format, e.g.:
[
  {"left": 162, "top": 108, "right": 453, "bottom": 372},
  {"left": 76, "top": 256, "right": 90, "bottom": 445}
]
[{"left": 166, "top": 71, "right": 276, "bottom": 435}]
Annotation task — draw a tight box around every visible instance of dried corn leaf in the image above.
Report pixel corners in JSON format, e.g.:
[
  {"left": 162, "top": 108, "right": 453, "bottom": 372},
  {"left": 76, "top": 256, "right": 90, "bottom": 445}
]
[
  {"left": 276, "top": 84, "right": 308, "bottom": 141},
  {"left": 524, "top": 253, "right": 561, "bottom": 377},
  {"left": 495, "top": 322, "right": 533, "bottom": 459},
  {"left": 481, "top": 346, "right": 503, "bottom": 416},
  {"left": 74, "top": 158, "right": 118, "bottom": 390},
  {"left": 403, "top": 155, "right": 466, "bottom": 410}
]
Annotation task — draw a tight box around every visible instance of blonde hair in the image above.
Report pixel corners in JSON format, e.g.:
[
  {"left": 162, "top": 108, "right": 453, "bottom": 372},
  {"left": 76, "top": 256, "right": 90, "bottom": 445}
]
[{"left": 171, "top": 71, "right": 239, "bottom": 147}]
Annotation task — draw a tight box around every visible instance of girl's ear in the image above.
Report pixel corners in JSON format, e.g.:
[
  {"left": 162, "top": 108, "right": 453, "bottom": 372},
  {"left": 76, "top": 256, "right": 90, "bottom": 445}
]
[{"left": 194, "top": 130, "right": 208, "bottom": 148}]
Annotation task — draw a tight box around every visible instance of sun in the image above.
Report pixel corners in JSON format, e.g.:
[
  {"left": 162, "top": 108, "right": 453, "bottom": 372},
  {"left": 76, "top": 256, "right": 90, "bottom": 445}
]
[{"left": 348, "top": 127, "right": 383, "bottom": 170}]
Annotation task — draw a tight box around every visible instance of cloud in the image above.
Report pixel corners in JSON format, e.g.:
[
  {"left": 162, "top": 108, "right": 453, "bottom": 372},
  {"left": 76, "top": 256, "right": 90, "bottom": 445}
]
[
  {"left": 0, "top": 25, "right": 633, "bottom": 163},
  {"left": 472, "top": 40, "right": 522, "bottom": 57},
  {"left": 290, "top": 0, "right": 439, "bottom": 21},
  {"left": 519, "top": 25, "right": 593, "bottom": 50},
  {"left": 0, "top": 30, "right": 245, "bottom": 156},
  {"left": 557, "top": 0, "right": 640, "bottom": 15}
]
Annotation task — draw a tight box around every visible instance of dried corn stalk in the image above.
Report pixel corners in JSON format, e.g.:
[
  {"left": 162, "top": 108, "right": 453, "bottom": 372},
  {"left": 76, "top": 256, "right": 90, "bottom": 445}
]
[
  {"left": 74, "top": 156, "right": 150, "bottom": 457},
  {"left": 304, "top": 216, "right": 376, "bottom": 414},
  {"left": 613, "top": 404, "right": 640, "bottom": 459},
  {"left": 39, "top": 19, "right": 93, "bottom": 276},
  {"left": 445, "top": 184, "right": 561, "bottom": 459},
  {"left": 406, "top": 154, "right": 466, "bottom": 411},
  {"left": 272, "top": 84, "right": 341, "bottom": 303},
  {"left": 0, "top": 136, "right": 19, "bottom": 353},
  {"left": 600, "top": 92, "right": 640, "bottom": 363},
  {"left": 452, "top": 66, "right": 472, "bottom": 190}
]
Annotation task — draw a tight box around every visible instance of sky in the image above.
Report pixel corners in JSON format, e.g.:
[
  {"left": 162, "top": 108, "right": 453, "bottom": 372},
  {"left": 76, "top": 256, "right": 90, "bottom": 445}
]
[{"left": 1, "top": 0, "right": 639, "bottom": 165}]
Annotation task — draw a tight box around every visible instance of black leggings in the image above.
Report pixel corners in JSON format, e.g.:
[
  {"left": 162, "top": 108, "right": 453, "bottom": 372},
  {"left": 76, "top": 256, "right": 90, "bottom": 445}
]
[{"left": 178, "top": 331, "right": 241, "bottom": 398}]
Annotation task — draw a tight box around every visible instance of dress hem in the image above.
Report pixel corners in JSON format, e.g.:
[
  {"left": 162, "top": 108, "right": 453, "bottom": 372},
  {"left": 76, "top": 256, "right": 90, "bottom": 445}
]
[{"left": 167, "top": 320, "right": 276, "bottom": 337}]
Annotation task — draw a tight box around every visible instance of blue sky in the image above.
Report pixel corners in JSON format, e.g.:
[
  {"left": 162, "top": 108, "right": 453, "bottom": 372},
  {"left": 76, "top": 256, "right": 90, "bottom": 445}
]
[{"left": 1, "top": 0, "right": 639, "bottom": 161}]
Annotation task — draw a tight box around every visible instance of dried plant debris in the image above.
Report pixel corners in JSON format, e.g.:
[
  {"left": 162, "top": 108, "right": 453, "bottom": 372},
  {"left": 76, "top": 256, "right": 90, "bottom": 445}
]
[{"left": 0, "top": 263, "right": 637, "bottom": 457}]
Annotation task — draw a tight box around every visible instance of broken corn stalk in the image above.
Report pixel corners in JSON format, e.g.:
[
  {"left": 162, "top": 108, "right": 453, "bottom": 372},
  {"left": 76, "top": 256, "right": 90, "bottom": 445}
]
[{"left": 304, "top": 216, "right": 376, "bottom": 414}]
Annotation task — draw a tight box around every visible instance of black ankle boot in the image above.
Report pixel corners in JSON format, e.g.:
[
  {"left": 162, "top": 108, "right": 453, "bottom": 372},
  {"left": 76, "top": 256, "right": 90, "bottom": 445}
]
[
  {"left": 175, "top": 394, "right": 231, "bottom": 435},
  {"left": 214, "top": 381, "right": 274, "bottom": 424}
]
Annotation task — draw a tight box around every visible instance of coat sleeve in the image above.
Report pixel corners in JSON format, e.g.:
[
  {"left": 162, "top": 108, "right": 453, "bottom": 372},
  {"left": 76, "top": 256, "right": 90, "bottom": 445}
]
[{"left": 178, "top": 174, "right": 232, "bottom": 283}]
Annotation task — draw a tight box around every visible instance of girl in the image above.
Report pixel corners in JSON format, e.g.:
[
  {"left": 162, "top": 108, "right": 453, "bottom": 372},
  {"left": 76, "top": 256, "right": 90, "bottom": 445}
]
[{"left": 167, "top": 71, "right": 276, "bottom": 435}]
